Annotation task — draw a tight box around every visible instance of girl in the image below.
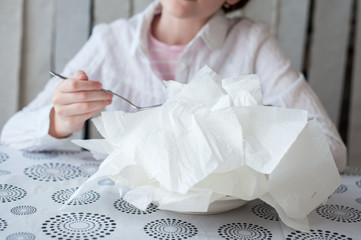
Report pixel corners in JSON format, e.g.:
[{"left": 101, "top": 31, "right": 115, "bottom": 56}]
[{"left": 0, "top": 0, "right": 346, "bottom": 171}]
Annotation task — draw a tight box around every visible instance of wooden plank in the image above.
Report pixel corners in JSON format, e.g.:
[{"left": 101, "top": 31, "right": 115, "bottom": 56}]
[
  {"left": 307, "top": 0, "right": 352, "bottom": 126},
  {"left": 0, "top": 0, "right": 23, "bottom": 130},
  {"left": 94, "top": 0, "right": 130, "bottom": 25},
  {"left": 277, "top": 0, "right": 310, "bottom": 72},
  {"left": 54, "top": 0, "right": 92, "bottom": 72},
  {"left": 20, "top": 0, "right": 54, "bottom": 107},
  {"left": 133, "top": 0, "right": 153, "bottom": 15},
  {"left": 348, "top": 3, "right": 361, "bottom": 166}
]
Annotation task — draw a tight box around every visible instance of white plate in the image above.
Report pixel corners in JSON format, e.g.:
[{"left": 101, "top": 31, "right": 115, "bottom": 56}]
[{"left": 174, "top": 198, "right": 248, "bottom": 215}]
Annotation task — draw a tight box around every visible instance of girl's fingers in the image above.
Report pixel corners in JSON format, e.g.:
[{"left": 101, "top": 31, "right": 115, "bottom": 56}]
[
  {"left": 57, "top": 78, "right": 102, "bottom": 92},
  {"left": 53, "top": 90, "right": 112, "bottom": 105},
  {"left": 54, "top": 108, "right": 104, "bottom": 136},
  {"left": 73, "top": 70, "right": 88, "bottom": 80},
  {"left": 55, "top": 100, "right": 112, "bottom": 117}
]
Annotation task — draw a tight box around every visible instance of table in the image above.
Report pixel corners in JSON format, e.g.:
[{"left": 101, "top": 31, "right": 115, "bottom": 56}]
[{"left": 0, "top": 145, "right": 360, "bottom": 239}]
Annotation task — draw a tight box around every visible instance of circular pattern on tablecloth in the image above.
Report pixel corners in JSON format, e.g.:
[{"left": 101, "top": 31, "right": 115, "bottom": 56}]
[
  {"left": 356, "top": 180, "right": 361, "bottom": 188},
  {"left": 42, "top": 212, "right": 116, "bottom": 239},
  {"left": 286, "top": 229, "right": 352, "bottom": 240},
  {"left": 0, "top": 152, "right": 9, "bottom": 163},
  {"left": 10, "top": 205, "right": 37, "bottom": 215},
  {"left": 52, "top": 187, "right": 100, "bottom": 205},
  {"left": 6, "top": 232, "right": 35, "bottom": 240},
  {"left": 343, "top": 167, "right": 361, "bottom": 176},
  {"left": 0, "top": 217, "right": 8, "bottom": 231},
  {"left": 82, "top": 156, "right": 97, "bottom": 161},
  {"left": 0, "top": 170, "right": 11, "bottom": 176},
  {"left": 22, "top": 151, "right": 58, "bottom": 160},
  {"left": 334, "top": 184, "right": 348, "bottom": 194},
  {"left": 114, "top": 198, "right": 157, "bottom": 214},
  {"left": 79, "top": 163, "right": 99, "bottom": 177},
  {"left": 24, "top": 163, "right": 81, "bottom": 182},
  {"left": 55, "top": 150, "right": 82, "bottom": 155},
  {"left": 144, "top": 218, "right": 198, "bottom": 239},
  {"left": 97, "top": 177, "right": 115, "bottom": 186},
  {"left": 218, "top": 222, "right": 272, "bottom": 240},
  {"left": 316, "top": 204, "right": 361, "bottom": 223},
  {"left": 0, "top": 184, "right": 27, "bottom": 203},
  {"left": 251, "top": 203, "right": 279, "bottom": 221}
]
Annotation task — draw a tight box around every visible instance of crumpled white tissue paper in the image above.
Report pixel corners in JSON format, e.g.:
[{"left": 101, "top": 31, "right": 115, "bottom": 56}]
[{"left": 69, "top": 65, "right": 341, "bottom": 232}]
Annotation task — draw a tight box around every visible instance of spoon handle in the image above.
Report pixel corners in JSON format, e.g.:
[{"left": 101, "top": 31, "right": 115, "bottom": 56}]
[{"left": 49, "top": 70, "right": 160, "bottom": 110}]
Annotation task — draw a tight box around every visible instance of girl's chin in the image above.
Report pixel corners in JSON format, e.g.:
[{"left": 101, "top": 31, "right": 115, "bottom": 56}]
[{"left": 161, "top": 0, "right": 203, "bottom": 19}]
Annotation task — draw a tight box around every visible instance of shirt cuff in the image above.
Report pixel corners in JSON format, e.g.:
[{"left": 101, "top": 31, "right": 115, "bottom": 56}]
[{"left": 36, "top": 105, "right": 83, "bottom": 151}]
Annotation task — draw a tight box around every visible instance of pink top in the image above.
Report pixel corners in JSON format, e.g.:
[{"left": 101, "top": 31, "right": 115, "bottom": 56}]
[{"left": 148, "top": 31, "right": 186, "bottom": 80}]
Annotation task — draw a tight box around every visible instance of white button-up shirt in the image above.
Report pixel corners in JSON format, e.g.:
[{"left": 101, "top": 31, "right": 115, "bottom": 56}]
[{"left": 1, "top": 1, "right": 346, "bottom": 171}]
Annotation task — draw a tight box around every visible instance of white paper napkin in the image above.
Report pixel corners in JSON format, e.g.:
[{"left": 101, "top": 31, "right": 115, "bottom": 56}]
[{"left": 69, "top": 66, "right": 341, "bottom": 232}]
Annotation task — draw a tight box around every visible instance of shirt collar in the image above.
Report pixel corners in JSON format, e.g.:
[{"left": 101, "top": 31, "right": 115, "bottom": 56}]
[
  {"left": 198, "top": 10, "right": 229, "bottom": 50},
  {"left": 130, "top": 1, "right": 160, "bottom": 56},
  {"left": 130, "top": 1, "right": 230, "bottom": 56}
]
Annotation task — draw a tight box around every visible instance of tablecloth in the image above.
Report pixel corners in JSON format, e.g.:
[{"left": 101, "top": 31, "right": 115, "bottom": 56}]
[{"left": 0, "top": 145, "right": 360, "bottom": 240}]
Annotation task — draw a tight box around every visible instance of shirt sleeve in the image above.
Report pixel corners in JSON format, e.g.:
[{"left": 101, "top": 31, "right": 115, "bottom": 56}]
[
  {"left": 0, "top": 24, "right": 109, "bottom": 151},
  {"left": 253, "top": 23, "right": 347, "bottom": 172}
]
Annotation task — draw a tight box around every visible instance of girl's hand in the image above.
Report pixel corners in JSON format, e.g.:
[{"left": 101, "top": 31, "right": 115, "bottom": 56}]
[{"left": 49, "top": 70, "right": 113, "bottom": 138}]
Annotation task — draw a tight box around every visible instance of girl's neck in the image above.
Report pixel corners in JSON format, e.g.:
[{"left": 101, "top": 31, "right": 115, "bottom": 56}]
[{"left": 151, "top": 11, "right": 210, "bottom": 46}]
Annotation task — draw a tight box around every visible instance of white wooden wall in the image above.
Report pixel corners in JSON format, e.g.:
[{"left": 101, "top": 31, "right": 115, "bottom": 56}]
[
  {"left": 349, "top": 1, "right": 361, "bottom": 166},
  {"left": 0, "top": 0, "right": 23, "bottom": 131},
  {"left": 0, "top": 0, "right": 360, "bottom": 166}
]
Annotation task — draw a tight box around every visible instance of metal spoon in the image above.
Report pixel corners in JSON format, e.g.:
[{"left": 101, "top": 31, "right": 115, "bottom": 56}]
[{"left": 49, "top": 70, "right": 162, "bottom": 110}]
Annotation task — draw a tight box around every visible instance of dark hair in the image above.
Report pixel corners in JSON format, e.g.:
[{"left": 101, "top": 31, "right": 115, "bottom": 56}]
[{"left": 222, "top": 0, "right": 251, "bottom": 13}]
